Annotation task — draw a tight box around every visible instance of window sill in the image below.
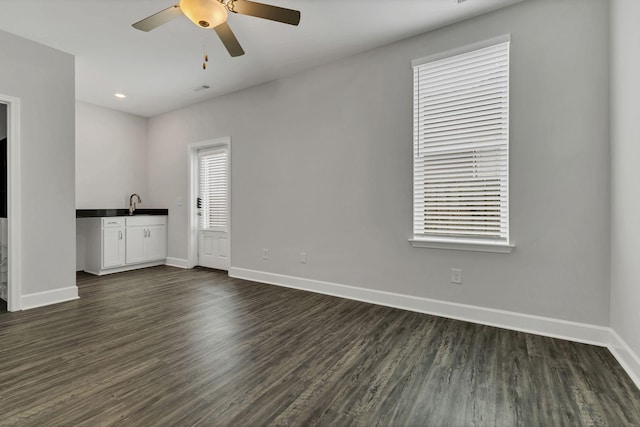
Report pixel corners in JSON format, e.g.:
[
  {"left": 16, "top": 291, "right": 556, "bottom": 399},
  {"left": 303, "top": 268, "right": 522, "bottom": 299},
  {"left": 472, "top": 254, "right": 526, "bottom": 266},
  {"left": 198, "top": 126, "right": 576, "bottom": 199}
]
[{"left": 409, "top": 238, "right": 515, "bottom": 254}]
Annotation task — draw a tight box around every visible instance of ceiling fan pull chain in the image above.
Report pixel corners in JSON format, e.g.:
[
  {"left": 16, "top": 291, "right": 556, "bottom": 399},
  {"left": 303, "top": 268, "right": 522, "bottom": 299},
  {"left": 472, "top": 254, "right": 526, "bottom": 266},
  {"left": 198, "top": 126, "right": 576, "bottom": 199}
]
[{"left": 203, "top": 39, "right": 209, "bottom": 70}]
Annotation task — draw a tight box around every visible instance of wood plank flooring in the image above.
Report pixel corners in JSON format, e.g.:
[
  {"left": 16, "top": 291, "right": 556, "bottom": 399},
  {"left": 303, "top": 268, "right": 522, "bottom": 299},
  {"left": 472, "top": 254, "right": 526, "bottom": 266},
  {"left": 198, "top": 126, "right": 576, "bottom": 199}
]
[{"left": 0, "top": 266, "right": 638, "bottom": 426}]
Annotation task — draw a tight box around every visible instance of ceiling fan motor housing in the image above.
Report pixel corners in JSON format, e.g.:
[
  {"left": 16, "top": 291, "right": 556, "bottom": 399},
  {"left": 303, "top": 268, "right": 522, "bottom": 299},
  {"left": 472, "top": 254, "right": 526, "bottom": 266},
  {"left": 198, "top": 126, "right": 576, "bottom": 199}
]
[
  {"left": 179, "top": 0, "right": 228, "bottom": 29},
  {"left": 132, "top": 0, "right": 300, "bottom": 59}
]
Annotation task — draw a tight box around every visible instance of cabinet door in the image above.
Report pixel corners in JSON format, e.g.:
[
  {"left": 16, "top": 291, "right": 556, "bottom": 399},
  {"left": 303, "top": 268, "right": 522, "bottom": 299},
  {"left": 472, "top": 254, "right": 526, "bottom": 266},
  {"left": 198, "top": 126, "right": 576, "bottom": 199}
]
[
  {"left": 126, "top": 226, "right": 147, "bottom": 265},
  {"left": 146, "top": 225, "right": 167, "bottom": 261},
  {"left": 102, "top": 227, "right": 125, "bottom": 268}
]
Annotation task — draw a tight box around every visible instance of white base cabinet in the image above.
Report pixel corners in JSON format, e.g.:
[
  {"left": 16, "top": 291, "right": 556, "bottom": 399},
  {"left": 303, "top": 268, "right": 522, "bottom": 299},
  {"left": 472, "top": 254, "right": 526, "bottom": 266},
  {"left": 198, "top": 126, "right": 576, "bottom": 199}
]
[
  {"left": 102, "top": 226, "right": 125, "bottom": 268},
  {"left": 84, "top": 216, "right": 167, "bottom": 276},
  {"left": 125, "top": 216, "right": 167, "bottom": 265}
]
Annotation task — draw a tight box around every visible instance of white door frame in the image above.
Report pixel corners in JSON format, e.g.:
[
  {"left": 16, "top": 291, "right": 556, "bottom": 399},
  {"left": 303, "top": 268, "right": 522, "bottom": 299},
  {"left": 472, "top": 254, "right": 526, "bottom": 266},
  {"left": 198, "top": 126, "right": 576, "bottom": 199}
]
[
  {"left": 1, "top": 94, "right": 22, "bottom": 311},
  {"left": 187, "top": 137, "right": 231, "bottom": 269}
]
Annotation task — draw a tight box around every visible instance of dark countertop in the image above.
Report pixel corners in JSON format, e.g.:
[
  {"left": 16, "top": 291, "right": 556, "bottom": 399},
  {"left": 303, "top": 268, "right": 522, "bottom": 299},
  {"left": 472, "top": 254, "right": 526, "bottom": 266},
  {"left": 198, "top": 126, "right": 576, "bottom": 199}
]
[{"left": 76, "top": 209, "right": 169, "bottom": 218}]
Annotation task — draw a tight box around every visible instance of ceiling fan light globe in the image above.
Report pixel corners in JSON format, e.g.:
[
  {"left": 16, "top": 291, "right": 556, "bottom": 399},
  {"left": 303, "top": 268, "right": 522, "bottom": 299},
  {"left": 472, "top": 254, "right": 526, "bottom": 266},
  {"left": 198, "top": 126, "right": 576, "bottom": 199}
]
[{"left": 179, "top": 0, "right": 228, "bottom": 29}]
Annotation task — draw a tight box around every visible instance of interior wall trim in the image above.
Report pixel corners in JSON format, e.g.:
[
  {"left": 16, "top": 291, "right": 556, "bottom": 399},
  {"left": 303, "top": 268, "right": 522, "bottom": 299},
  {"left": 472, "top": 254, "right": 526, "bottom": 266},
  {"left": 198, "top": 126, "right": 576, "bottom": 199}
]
[
  {"left": 229, "top": 268, "right": 610, "bottom": 345},
  {"left": 165, "top": 257, "right": 190, "bottom": 269},
  {"left": 229, "top": 267, "right": 640, "bottom": 389},
  {"left": 21, "top": 286, "right": 78, "bottom": 310},
  {"left": 229, "top": 267, "right": 640, "bottom": 388},
  {"left": 0, "top": 94, "right": 22, "bottom": 312},
  {"left": 608, "top": 330, "right": 640, "bottom": 390}
]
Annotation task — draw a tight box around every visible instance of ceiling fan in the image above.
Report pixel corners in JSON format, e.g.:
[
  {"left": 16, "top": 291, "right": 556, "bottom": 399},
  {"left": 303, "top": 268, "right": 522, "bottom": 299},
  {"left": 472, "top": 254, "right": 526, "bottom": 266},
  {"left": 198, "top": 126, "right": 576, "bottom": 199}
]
[{"left": 132, "top": 0, "right": 301, "bottom": 57}]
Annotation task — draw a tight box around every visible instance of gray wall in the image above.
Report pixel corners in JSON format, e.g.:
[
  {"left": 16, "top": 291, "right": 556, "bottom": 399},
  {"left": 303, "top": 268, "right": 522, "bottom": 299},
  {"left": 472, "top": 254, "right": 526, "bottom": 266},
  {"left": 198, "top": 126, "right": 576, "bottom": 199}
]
[
  {"left": 0, "top": 29, "right": 76, "bottom": 296},
  {"left": 76, "top": 101, "right": 148, "bottom": 209},
  {"left": 610, "top": 0, "right": 640, "bottom": 358},
  {"left": 147, "top": 0, "right": 610, "bottom": 325},
  {"left": 0, "top": 103, "right": 6, "bottom": 139}
]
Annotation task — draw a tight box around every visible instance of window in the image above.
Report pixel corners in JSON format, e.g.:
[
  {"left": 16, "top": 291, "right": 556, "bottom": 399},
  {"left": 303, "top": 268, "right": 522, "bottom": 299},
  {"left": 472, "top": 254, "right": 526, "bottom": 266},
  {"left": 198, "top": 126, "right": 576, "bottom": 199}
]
[
  {"left": 410, "top": 37, "right": 513, "bottom": 253},
  {"left": 198, "top": 147, "right": 229, "bottom": 231}
]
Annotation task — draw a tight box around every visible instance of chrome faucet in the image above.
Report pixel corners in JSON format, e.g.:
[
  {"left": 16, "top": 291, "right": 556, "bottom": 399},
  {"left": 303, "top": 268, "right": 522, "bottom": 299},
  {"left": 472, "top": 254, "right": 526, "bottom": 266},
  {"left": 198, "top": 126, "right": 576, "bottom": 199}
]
[{"left": 129, "top": 193, "right": 142, "bottom": 215}]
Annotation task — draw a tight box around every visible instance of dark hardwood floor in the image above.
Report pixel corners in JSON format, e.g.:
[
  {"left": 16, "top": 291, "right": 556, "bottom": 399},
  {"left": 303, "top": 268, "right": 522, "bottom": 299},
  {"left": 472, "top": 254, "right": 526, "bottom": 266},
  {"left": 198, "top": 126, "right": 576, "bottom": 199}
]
[{"left": 0, "top": 266, "right": 638, "bottom": 426}]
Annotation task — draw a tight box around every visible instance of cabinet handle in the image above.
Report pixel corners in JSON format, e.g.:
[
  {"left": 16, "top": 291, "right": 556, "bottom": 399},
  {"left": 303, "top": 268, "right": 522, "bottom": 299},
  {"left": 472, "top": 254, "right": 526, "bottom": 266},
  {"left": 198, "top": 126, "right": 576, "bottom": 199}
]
[
  {"left": 119, "top": 230, "right": 123, "bottom": 240},
  {"left": 148, "top": 228, "right": 151, "bottom": 238}
]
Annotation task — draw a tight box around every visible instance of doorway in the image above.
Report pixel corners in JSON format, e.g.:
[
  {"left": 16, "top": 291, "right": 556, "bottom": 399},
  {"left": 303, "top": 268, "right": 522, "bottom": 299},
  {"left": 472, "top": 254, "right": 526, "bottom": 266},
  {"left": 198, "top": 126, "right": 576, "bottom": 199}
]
[
  {"left": 0, "top": 102, "right": 6, "bottom": 311},
  {"left": 188, "top": 138, "right": 231, "bottom": 271},
  {"left": 0, "top": 94, "right": 21, "bottom": 312}
]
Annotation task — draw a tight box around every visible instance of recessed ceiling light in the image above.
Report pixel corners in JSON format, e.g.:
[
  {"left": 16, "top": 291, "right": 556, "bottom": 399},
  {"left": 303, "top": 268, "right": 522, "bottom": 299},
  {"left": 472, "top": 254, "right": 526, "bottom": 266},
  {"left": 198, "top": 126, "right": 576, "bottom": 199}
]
[{"left": 114, "top": 93, "right": 126, "bottom": 99}]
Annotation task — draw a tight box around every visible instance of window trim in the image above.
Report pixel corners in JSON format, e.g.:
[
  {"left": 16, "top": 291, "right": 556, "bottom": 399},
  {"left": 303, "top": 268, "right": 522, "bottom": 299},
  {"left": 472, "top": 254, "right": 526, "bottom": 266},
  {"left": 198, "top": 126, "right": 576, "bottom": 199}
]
[
  {"left": 411, "top": 35, "right": 514, "bottom": 253},
  {"left": 411, "top": 34, "right": 511, "bottom": 68},
  {"left": 409, "top": 238, "right": 514, "bottom": 253}
]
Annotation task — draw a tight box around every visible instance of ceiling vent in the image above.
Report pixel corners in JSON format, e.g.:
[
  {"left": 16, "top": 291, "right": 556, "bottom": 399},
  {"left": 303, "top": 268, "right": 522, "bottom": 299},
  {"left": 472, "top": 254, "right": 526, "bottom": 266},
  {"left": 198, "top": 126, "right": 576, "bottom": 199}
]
[{"left": 193, "top": 84, "right": 211, "bottom": 92}]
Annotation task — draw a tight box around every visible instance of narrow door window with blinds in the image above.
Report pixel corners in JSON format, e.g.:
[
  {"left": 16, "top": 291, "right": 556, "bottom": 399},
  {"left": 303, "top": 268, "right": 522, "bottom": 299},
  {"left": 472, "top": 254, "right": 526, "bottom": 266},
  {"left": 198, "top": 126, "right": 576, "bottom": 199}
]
[
  {"left": 410, "top": 36, "right": 514, "bottom": 253},
  {"left": 199, "top": 148, "right": 228, "bottom": 232},
  {"left": 197, "top": 146, "right": 230, "bottom": 270}
]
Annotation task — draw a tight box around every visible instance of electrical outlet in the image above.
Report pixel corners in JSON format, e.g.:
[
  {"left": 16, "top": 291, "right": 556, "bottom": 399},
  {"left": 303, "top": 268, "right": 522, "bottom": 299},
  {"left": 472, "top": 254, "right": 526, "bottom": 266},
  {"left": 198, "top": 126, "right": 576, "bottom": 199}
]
[
  {"left": 451, "top": 268, "right": 462, "bottom": 284},
  {"left": 262, "top": 248, "right": 269, "bottom": 260},
  {"left": 300, "top": 252, "right": 307, "bottom": 264}
]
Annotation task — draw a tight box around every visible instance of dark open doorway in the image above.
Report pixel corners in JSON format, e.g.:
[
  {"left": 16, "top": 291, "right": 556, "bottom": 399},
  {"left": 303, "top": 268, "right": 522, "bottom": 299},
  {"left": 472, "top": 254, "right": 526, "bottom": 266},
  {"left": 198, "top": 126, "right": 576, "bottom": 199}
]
[{"left": 0, "top": 102, "right": 6, "bottom": 311}]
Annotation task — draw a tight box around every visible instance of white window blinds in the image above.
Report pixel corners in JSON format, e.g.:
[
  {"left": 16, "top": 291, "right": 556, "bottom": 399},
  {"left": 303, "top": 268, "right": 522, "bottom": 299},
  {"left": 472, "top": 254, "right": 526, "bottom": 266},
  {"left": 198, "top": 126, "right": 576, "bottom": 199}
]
[
  {"left": 413, "top": 40, "right": 510, "bottom": 243},
  {"left": 199, "top": 148, "right": 228, "bottom": 231}
]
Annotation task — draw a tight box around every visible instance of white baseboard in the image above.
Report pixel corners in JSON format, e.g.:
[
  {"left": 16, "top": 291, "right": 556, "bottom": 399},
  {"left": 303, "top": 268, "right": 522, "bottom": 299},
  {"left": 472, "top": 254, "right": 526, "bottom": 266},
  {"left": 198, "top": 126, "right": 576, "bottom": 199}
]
[
  {"left": 229, "top": 268, "right": 640, "bottom": 390},
  {"left": 229, "top": 267, "right": 610, "bottom": 347},
  {"left": 21, "top": 286, "right": 79, "bottom": 310},
  {"left": 165, "top": 257, "right": 190, "bottom": 269},
  {"left": 84, "top": 260, "right": 166, "bottom": 276},
  {"left": 608, "top": 330, "right": 640, "bottom": 390}
]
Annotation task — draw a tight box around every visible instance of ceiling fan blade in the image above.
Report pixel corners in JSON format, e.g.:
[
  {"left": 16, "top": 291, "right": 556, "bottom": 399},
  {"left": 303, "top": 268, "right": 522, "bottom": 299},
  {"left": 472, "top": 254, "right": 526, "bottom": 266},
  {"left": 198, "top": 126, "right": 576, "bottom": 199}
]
[
  {"left": 132, "top": 5, "right": 182, "bottom": 32},
  {"left": 230, "top": 0, "right": 300, "bottom": 26},
  {"left": 214, "top": 22, "right": 245, "bottom": 57}
]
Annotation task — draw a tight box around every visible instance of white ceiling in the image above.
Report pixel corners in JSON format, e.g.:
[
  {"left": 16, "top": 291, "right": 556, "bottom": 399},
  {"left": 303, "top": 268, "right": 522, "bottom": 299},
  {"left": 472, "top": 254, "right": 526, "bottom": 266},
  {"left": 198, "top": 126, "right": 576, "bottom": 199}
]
[{"left": 0, "top": 0, "right": 523, "bottom": 117}]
